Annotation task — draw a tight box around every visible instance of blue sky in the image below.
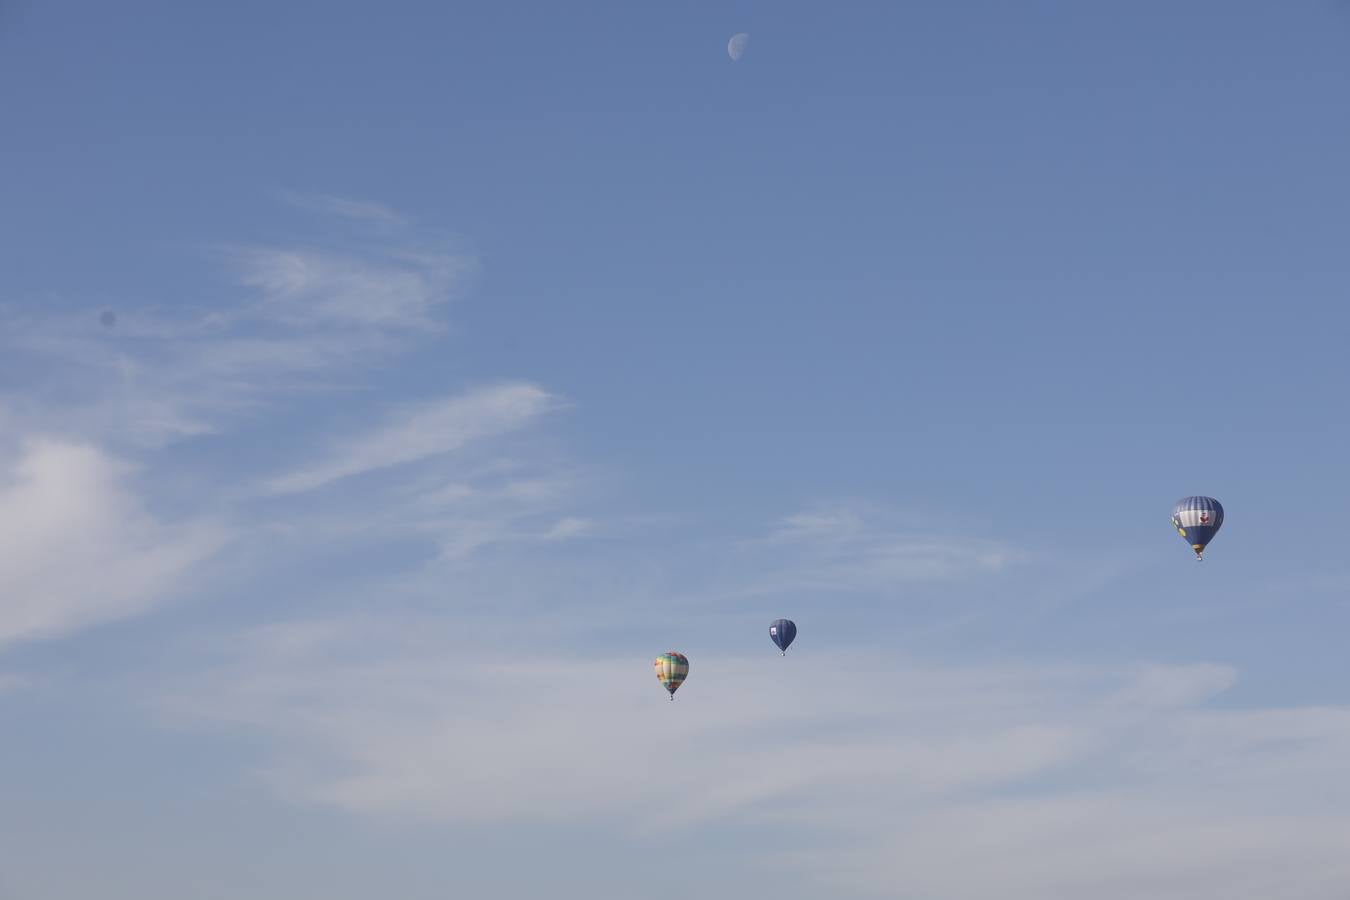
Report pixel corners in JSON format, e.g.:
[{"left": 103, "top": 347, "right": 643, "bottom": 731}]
[{"left": 3, "top": 2, "right": 1350, "bottom": 897}]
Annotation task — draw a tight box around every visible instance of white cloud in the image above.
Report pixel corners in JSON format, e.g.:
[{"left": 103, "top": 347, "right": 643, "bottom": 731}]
[
  {"left": 0, "top": 205, "right": 474, "bottom": 447},
  {"left": 717, "top": 505, "right": 1026, "bottom": 600},
  {"left": 265, "top": 383, "right": 557, "bottom": 494},
  {"left": 0, "top": 439, "right": 226, "bottom": 645},
  {"left": 769, "top": 509, "right": 869, "bottom": 542},
  {"left": 1108, "top": 661, "right": 1237, "bottom": 709},
  {"left": 803, "top": 796, "right": 1350, "bottom": 900},
  {"left": 282, "top": 192, "right": 409, "bottom": 228},
  {"left": 233, "top": 245, "right": 467, "bottom": 330},
  {"left": 543, "top": 516, "right": 592, "bottom": 541},
  {"left": 162, "top": 619, "right": 1350, "bottom": 895}
]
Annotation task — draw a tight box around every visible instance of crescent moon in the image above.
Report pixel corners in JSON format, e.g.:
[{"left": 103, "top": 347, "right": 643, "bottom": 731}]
[{"left": 727, "top": 33, "right": 749, "bottom": 62}]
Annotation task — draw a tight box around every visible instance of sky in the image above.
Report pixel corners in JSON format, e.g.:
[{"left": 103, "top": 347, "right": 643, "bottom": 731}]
[{"left": 3, "top": 1, "right": 1350, "bottom": 897}]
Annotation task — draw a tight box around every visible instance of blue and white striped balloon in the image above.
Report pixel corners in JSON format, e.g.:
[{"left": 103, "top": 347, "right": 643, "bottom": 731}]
[{"left": 1171, "top": 496, "right": 1224, "bottom": 560}]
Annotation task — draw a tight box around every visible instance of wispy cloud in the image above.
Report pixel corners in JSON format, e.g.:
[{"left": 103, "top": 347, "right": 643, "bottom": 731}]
[
  {"left": 801, "top": 794, "right": 1350, "bottom": 900},
  {"left": 282, "top": 192, "right": 409, "bottom": 229},
  {"left": 352, "top": 467, "right": 589, "bottom": 563},
  {"left": 710, "top": 505, "right": 1027, "bottom": 603},
  {"left": 0, "top": 439, "right": 227, "bottom": 645},
  {"left": 0, "top": 198, "right": 541, "bottom": 652},
  {"left": 0, "top": 201, "right": 474, "bottom": 447},
  {"left": 1108, "top": 661, "right": 1237, "bottom": 709},
  {"left": 164, "top": 614, "right": 1350, "bottom": 898},
  {"left": 232, "top": 244, "right": 467, "bottom": 331},
  {"left": 166, "top": 619, "right": 1097, "bottom": 823},
  {"left": 264, "top": 383, "right": 558, "bottom": 494},
  {"left": 542, "top": 516, "right": 592, "bottom": 541}
]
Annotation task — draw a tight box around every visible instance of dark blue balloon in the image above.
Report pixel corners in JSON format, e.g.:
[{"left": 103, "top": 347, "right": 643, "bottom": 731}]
[{"left": 769, "top": 619, "right": 797, "bottom": 654}]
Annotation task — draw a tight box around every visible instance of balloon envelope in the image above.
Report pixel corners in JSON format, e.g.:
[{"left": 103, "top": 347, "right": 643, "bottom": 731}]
[
  {"left": 769, "top": 619, "right": 797, "bottom": 653},
  {"left": 1171, "top": 496, "right": 1224, "bottom": 558},
  {"left": 654, "top": 652, "right": 689, "bottom": 698}
]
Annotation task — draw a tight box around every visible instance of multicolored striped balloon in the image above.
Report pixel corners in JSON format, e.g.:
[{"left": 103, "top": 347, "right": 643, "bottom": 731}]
[
  {"left": 653, "top": 652, "right": 688, "bottom": 700},
  {"left": 1171, "top": 496, "right": 1224, "bottom": 560}
]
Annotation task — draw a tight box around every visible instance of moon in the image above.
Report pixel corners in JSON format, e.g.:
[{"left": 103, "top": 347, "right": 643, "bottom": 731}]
[{"left": 727, "top": 33, "right": 749, "bottom": 62}]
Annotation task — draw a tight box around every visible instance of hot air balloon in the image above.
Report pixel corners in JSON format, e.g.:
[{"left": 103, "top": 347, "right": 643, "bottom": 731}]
[
  {"left": 654, "top": 652, "right": 688, "bottom": 700},
  {"left": 1171, "top": 496, "right": 1224, "bottom": 560},
  {"left": 769, "top": 619, "right": 797, "bottom": 655}
]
